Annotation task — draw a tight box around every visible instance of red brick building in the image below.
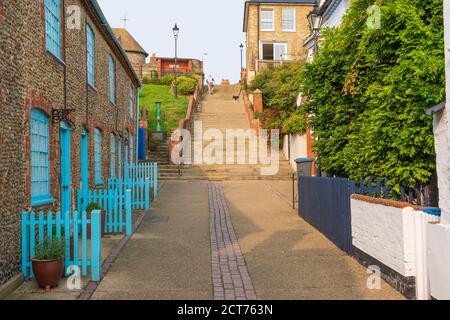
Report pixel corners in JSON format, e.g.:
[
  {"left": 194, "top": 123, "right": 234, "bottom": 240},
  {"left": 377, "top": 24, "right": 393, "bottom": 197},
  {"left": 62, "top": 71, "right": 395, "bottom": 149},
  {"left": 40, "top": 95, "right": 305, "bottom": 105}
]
[
  {"left": 143, "top": 54, "right": 204, "bottom": 79},
  {"left": 0, "top": 0, "right": 141, "bottom": 290}
]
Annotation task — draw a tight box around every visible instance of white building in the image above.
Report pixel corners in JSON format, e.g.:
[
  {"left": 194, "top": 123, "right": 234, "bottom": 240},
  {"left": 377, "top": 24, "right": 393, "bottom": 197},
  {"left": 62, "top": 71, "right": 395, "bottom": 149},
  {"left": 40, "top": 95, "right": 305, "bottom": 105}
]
[
  {"left": 423, "top": 0, "right": 450, "bottom": 300},
  {"left": 284, "top": 0, "right": 350, "bottom": 169}
]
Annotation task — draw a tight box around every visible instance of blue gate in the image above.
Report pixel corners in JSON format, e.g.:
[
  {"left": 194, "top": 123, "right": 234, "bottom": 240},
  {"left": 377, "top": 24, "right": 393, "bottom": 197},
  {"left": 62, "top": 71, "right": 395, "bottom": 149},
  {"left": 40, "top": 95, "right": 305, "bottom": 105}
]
[{"left": 298, "top": 176, "right": 353, "bottom": 254}]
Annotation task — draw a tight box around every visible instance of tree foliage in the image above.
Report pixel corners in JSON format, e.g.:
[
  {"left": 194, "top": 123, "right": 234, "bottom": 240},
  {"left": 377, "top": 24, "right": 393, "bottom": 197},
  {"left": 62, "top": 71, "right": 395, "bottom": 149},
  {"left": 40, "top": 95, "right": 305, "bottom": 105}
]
[
  {"left": 301, "top": 0, "right": 445, "bottom": 186},
  {"left": 249, "top": 61, "right": 307, "bottom": 134}
]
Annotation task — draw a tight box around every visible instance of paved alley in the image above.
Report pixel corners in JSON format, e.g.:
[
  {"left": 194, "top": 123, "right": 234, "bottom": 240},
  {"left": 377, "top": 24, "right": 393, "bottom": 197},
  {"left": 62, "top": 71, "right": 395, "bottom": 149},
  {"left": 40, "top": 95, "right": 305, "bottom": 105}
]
[{"left": 87, "top": 179, "right": 403, "bottom": 300}]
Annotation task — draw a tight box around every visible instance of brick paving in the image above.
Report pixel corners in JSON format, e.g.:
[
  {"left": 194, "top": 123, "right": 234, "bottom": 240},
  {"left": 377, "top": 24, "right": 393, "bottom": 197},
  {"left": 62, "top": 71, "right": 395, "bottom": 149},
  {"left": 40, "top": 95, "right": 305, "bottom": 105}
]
[{"left": 208, "top": 182, "right": 257, "bottom": 300}]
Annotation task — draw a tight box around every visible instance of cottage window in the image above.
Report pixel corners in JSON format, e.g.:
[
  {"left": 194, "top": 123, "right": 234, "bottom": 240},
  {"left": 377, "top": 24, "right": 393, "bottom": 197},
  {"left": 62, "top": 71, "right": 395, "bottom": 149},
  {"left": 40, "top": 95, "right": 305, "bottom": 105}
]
[
  {"left": 260, "top": 9, "right": 274, "bottom": 31},
  {"left": 30, "top": 109, "right": 54, "bottom": 206},
  {"left": 109, "top": 55, "right": 116, "bottom": 104},
  {"left": 94, "top": 128, "right": 103, "bottom": 185},
  {"left": 86, "top": 24, "right": 95, "bottom": 87},
  {"left": 110, "top": 133, "right": 116, "bottom": 177},
  {"left": 282, "top": 8, "right": 296, "bottom": 32},
  {"left": 44, "top": 0, "right": 62, "bottom": 59},
  {"left": 129, "top": 134, "right": 134, "bottom": 164}
]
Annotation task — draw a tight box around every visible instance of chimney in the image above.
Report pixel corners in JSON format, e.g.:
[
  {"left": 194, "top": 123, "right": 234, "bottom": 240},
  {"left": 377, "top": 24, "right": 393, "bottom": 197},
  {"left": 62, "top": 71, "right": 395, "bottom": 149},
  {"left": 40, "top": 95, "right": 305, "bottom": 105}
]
[{"left": 150, "top": 53, "right": 157, "bottom": 66}]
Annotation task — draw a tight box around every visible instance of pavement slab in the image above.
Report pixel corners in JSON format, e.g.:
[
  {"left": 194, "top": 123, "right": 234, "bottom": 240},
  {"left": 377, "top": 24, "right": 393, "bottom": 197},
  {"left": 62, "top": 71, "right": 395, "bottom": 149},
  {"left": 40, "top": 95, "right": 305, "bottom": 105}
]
[
  {"left": 221, "top": 180, "right": 404, "bottom": 300},
  {"left": 90, "top": 181, "right": 212, "bottom": 300}
]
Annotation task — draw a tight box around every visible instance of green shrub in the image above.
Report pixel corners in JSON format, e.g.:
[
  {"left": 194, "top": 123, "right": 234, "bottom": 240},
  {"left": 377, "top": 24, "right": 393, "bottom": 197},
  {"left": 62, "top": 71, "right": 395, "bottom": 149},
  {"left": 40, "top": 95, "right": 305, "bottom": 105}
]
[
  {"left": 282, "top": 111, "right": 307, "bottom": 135},
  {"left": 142, "top": 77, "right": 151, "bottom": 85},
  {"left": 143, "top": 77, "right": 161, "bottom": 85},
  {"left": 161, "top": 74, "right": 175, "bottom": 86},
  {"left": 34, "top": 237, "right": 66, "bottom": 260},
  {"left": 175, "top": 76, "right": 197, "bottom": 95}
]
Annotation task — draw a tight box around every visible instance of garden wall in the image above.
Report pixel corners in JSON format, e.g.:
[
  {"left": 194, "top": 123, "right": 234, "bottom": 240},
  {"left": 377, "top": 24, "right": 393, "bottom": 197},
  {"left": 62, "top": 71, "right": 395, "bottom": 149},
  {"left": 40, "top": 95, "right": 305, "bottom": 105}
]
[{"left": 351, "top": 195, "right": 440, "bottom": 299}]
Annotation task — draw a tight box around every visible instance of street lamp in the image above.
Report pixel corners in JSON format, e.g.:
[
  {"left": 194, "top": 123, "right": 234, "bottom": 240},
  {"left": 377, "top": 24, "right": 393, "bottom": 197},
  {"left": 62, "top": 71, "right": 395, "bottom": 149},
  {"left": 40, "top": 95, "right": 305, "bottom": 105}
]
[
  {"left": 239, "top": 43, "right": 244, "bottom": 79},
  {"left": 307, "top": 0, "right": 323, "bottom": 55},
  {"left": 172, "top": 23, "right": 180, "bottom": 100}
]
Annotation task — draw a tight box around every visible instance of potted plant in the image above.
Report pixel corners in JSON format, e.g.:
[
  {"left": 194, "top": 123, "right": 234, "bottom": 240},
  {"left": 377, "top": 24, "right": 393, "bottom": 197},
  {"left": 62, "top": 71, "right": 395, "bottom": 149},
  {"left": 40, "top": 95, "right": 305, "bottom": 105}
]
[
  {"left": 86, "top": 203, "right": 106, "bottom": 238},
  {"left": 32, "top": 237, "right": 65, "bottom": 291}
]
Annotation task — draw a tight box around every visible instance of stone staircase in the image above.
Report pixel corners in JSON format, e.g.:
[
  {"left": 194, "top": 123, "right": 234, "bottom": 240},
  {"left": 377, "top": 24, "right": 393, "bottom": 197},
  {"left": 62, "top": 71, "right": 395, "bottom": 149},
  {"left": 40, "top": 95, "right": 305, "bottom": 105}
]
[
  {"left": 158, "top": 85, "right": 294, "bottom": 181},
  {"left": 148, "top": 140, "right": 170, "bottom": 165}
]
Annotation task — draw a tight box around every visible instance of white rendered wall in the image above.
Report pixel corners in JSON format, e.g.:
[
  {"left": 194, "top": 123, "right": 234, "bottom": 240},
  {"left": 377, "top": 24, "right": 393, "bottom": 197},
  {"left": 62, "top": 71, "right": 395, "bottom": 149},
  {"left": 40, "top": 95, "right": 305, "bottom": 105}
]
[
  {"left": 283, "top": 134, "right": 308, "bottom": 171},
  {"left": 351, "top": 199, "right": 416, "bottom": 277},
  {"left": 425, "top": 0, "right": 450, "bottom": 301}
]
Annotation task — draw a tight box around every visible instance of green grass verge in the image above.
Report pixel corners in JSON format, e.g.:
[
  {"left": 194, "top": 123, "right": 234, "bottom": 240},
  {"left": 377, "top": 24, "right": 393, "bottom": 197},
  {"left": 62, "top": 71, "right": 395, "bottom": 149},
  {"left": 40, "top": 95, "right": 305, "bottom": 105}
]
[{"left": 139, "top": 84, "right": 189, "bottom": 134}]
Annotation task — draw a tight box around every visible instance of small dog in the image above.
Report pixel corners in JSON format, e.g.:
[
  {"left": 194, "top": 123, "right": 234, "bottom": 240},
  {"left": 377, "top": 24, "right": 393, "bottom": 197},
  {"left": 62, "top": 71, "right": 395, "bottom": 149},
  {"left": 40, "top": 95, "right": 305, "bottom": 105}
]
[{"left": 232, "top": 95, "right": 240, "bottom": 101}]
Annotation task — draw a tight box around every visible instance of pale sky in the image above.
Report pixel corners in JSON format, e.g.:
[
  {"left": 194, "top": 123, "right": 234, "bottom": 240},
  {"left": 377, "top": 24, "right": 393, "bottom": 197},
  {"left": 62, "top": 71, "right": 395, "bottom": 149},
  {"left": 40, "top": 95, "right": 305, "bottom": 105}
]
[{"left": 97, "top": 0, "right": 247, "bottom": 83}]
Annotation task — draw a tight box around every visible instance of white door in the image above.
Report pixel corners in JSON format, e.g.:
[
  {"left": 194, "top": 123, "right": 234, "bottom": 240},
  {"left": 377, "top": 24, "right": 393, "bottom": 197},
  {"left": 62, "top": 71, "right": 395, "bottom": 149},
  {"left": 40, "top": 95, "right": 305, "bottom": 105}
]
[{"left": 274, "top": 43, "right": 287, "bottom": 61}]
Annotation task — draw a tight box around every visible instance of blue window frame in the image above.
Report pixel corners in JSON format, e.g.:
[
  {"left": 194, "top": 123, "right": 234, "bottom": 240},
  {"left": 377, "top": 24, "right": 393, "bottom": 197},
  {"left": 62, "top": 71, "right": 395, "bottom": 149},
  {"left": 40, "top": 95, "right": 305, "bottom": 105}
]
[
  {"left": 129, "top": 134, "right": 134, "bottom": 164},
  {"left": 94, "top": 128, "right": 103, "bottom": 185},
  {"left": 109, "top": 55, "right": 116, "bottom": 104},
  {"left": 44, "top": 0, "right": 62, "bottom": 59},
  {"left": 110, "top": 133, "right": 116, "bottom": 177},
  {"left": 86, "top": 24, "right": 95, "bottom": 87},
  {"left": 130, "top": 86, "right": 134, "bottom": 118},
  {"left": 30, "top": 109, "right": 54, "bottom": 206}
]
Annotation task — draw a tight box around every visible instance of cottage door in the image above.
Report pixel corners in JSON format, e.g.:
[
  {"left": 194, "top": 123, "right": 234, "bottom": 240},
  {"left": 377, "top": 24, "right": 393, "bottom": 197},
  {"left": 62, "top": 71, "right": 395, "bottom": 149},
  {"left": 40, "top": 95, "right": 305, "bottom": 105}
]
[
  {"left": 80, "top": 129, "right": 89, "bottom": 194},
  {"left": 60, "top": 122, "right": 72, "bottom": 216},
  {"left": 118, "top": 138, "right": 122, "bottom": 179}
]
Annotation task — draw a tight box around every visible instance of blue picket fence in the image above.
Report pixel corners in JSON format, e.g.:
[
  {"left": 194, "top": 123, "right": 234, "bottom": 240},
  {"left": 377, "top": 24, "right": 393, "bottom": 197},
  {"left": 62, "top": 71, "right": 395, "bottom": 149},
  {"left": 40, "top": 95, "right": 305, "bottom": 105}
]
[
  {"left": 108, "top": 177, "right": 150, "bottom": 210},
  {"left": 352, "top": 177, "right": 433, "bottom": 207},
  {"left": 22, "top": 210, "right": 102, "bottom": 281},
  {"left": 77, "top": 189, "right": 132, "bottom": 235},
  {"left": 125, "top": 162, "right": 158, "bottom": 199}
]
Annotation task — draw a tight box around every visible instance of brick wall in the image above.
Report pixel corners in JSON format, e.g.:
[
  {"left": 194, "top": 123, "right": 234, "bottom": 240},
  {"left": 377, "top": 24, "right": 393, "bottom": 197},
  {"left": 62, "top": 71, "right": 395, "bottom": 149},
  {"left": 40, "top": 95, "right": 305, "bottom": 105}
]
[
  {"left": 245, "top": 3, "right": 313, "bottom": 74},
  {"left": 0, "top": 0, "right": 4, "bottom": 23},
  {"left": 0, "top": 0, "right": 27, "bottom": 288},
  {"left": 126, "top": 51, "right": 146, "bottom": 79},
  {"left": 0, "top": 0, "right": 139, "bottom": 287}
]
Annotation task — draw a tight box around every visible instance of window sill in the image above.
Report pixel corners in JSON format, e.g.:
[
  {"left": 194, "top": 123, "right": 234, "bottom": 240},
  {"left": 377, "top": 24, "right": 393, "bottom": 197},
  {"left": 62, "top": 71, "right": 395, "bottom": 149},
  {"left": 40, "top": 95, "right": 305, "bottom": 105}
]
[
  {"left": 260, "top": 29, "right": 275, "bottom": 32},
  {"left": 282, "top": 30, "right": 296, "bottom": 33},
  {"left": 46, "top": 50, "right": 65, "bottom": 66},
  {"left": 31, "top": 197, "right": 56, "bottom": 207},
  {"left": 95, "top": 181, "right": 104, "bottom": 186},
  {"left": 88, "top": 83, "right": 97, "bottom": 91}
]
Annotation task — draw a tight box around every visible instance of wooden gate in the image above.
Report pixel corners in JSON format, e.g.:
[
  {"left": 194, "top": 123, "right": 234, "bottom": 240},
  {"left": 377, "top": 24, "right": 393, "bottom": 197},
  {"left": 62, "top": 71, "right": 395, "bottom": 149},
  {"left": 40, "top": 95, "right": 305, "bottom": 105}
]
[{"left": 298, "top": 177, "right": 353, "bottom": 254}]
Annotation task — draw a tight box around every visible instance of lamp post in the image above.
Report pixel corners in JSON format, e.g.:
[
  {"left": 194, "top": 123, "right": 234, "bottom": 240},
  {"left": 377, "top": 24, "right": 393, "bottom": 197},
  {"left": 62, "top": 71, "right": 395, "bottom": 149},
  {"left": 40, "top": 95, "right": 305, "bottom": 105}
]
[
  {"left": 172, "top": 23, "right": 180, "bottom": 100},
  {"left": 307, "top": 0, "right": 323, "bottom": 56},
  {"left": 239, "top": 43, "right": 244, "bottom": 79}
]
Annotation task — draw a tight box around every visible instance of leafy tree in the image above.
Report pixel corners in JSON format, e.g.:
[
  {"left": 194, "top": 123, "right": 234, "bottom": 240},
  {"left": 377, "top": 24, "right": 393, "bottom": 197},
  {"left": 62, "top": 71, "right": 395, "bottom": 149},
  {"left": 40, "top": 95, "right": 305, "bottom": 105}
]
[
  {"left": 249, "top": 61, "right": 307, "bottom": 134},
  {"left": 301, "top": 0, "right": 445, "bottom": 186}
]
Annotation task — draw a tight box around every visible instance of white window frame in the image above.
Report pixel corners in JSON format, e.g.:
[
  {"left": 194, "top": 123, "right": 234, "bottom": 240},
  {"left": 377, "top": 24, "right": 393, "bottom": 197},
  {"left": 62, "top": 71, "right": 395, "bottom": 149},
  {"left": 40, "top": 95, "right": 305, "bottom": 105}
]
[
  {"left": 259, "top": 41, "right": 288, "bottom": 61},
  {"left": 282, "top": 8, "right": 296, "bottom": 32},
  {"left": 260, "top": 8, "right": 274, "bottom": 32}
]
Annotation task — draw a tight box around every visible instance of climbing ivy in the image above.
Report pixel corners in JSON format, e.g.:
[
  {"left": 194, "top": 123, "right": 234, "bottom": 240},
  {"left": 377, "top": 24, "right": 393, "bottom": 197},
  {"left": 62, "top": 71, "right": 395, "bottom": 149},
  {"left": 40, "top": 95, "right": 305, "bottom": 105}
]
[{"left": 301, "top": 0, "right": 445, "bottom": 186}]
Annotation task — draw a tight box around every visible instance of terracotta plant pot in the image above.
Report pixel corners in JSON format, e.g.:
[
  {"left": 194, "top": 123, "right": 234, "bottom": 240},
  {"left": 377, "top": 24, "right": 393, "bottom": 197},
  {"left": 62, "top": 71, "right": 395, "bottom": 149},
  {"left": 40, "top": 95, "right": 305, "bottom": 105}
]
[
  {"left": 86, "top": 210, "right": 106, "bottom": 239},
  {"left": 31, "top": 257, "right": 64, "bottom": 291}
]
